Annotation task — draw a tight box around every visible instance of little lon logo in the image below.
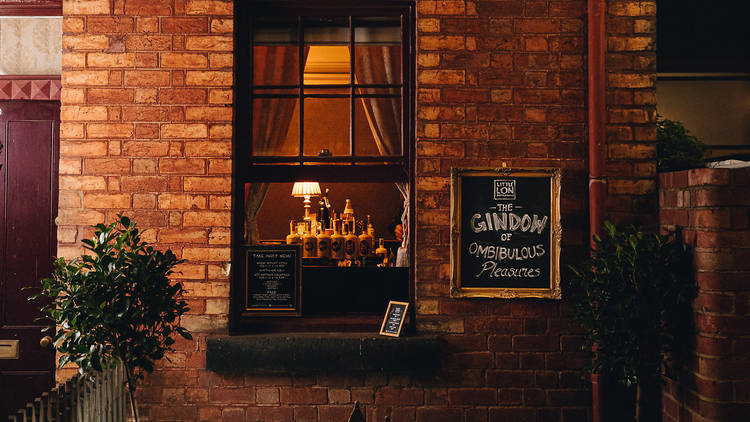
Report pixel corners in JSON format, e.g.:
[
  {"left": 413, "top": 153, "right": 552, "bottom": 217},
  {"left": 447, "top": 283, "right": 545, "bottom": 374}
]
[{"left": 494, "top": 179, "right": 516, "bottom": 200}]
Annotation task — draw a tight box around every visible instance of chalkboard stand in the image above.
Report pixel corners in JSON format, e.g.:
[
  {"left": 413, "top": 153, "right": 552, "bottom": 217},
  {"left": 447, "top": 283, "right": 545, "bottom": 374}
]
[{"left": 379, "top": 301, "right": 409, "bottom": 337}]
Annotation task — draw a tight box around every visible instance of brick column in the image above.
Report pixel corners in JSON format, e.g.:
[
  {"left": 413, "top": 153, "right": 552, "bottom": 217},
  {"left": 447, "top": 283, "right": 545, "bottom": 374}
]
[
  {"left": 59, "top": 0, "right": 233, "bottom": 385},
  {"left": 660, "top": 168, "right": 750, "bottom": 421}
]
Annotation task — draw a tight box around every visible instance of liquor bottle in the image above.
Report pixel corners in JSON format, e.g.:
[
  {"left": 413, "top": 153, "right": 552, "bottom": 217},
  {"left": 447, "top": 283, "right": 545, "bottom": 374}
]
[
  {"left": 330, "top": 219, "right": 345, "bottom": 260},
  {"left": 321, "top": 188, "right": 332, "bottom": 229},
  {"left": 342, "top": 199, "right": 354, "bottom": 226},
  {"left": 302, "top": 223, "right": 317, "bottom": 258},
  {"left": 286, "top": 220, "right": 302, "bottom": 246},
  {"left": 375, "top": 238, "right": 388, "bottom": 263},
  {"left": 359, "top": 226, "right": 374, "bottom": 257},
  {"left": 343, "top": 220, "right": 359, "bottom": 260},
  {"left": 316, "top": 225, "right": 331, "bottom": 259},
  {"left": 366, "top": 214, "right": 375, "bottom": 237}
]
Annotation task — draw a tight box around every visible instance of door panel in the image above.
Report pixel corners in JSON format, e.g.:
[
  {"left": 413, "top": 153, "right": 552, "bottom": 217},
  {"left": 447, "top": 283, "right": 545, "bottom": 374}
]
[{"left": 0, "top": 101, "right": 59, "bottom": 418}]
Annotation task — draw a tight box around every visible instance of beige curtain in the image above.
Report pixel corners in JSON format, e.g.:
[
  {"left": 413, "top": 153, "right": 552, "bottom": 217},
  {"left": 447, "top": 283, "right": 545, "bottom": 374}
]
[
  {"left": 355, "top": 45, "right": 402, "bottom": 156},
  {"left": 245, "top": 46, "right": 301, "bottom": 244},
  {"left": 355, "top": 45, "right": 409, "bottom": 265}
]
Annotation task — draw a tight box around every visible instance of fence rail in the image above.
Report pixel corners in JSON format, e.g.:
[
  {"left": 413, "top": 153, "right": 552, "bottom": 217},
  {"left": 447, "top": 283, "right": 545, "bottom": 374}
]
[{"left": 8, "top": 365, "right": 128, "bottom": 422}]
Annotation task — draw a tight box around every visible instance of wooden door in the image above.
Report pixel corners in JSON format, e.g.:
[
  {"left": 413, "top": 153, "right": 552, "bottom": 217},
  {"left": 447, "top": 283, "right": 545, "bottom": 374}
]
[{"left": 0, "top": 101, "right": 59, "bottom": 418}]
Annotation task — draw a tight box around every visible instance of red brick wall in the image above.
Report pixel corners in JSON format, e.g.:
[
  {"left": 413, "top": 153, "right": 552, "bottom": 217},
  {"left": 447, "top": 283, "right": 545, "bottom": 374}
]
[
  {"left": 605, "top": 0, "right": 658, "bottom": 225},
  {"left": 660, "top": 168, "right": 750, "bottom": 422},
  {"left": 58, "top": 0, "right": 657, "bottom": 421}
]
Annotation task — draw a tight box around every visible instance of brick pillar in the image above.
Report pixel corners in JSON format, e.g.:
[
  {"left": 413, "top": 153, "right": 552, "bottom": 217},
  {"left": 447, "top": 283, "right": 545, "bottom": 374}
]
[
  {"left": 59, "top": 0, "right": 234, "bottom": 388},
  {"left": 605, "top": 0, "right": 658, "bottom": 226},
  {"left": 660, "top": 168, "right": 750, "bottom": 421}
]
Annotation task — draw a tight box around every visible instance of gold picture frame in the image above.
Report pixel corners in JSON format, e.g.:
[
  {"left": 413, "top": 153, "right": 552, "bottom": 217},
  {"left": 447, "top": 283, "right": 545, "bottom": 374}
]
[{"left": 450, "top": 167, "right": 562, "bottom": 299}]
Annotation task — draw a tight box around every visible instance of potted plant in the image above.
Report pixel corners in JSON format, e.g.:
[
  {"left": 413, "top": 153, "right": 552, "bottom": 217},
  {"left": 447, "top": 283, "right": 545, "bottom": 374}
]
[
  {"left": 569, "top": 222, "right": 695, "bottom": 421},
  {"left": 657, "top": 116, "right": 708, "bottom": 172},
  {"left": 32, "top": 215, "right": 192, "bottom": 422}
]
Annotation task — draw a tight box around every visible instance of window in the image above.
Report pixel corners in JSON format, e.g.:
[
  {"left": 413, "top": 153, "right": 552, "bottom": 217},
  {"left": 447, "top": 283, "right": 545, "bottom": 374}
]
[{"left": 232, "top": 1, "right": 415, "bottom": 332}]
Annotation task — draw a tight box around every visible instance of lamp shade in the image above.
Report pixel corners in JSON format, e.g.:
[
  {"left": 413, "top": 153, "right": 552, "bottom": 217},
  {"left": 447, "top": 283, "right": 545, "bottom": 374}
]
[{"left": 291, "top": 182, "right": 321, "bottom": 197}]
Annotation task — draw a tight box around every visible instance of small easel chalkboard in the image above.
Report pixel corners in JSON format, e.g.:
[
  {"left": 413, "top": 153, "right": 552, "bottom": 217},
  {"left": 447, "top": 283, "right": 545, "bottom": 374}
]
[{"left": 379, "top": 301, "right": 409, "bottom": 337}]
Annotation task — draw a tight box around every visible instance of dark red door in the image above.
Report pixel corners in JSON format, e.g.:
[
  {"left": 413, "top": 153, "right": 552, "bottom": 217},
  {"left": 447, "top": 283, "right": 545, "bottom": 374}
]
[{"left": 0, "top": 101, "right": 59, "bottom": 418}]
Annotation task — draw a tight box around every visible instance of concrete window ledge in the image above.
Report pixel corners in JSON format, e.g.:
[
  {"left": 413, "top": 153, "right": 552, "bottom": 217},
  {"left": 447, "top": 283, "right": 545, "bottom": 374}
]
[{"left": 206, "top": 333, "right": 439, "bottom": 373}]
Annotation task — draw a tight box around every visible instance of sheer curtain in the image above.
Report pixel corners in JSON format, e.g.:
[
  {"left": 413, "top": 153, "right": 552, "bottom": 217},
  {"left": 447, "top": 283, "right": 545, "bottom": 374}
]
[
  {"left": 245, "top": 46, "right": 300, "bottom": 244},
  {"left": 355, "top": 45, "right": 409, "bottom": 266}
]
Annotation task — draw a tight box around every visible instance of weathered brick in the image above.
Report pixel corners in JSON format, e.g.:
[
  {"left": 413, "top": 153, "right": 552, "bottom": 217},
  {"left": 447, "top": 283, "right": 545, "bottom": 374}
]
[
  {"left": 161, "top": 53, "right": 209, "bottom": 68},
  {"left": 162, "top": 124, "right": 209, "bottom": 139},
  {"left": 186, "top": 0, "right": 234, "bottom": 15},
  {"left": 185, "top": 71, "right": 233, "bottom": 86},
  {"left": 124, "top": 71, "right": 171, "bottom": 87}
]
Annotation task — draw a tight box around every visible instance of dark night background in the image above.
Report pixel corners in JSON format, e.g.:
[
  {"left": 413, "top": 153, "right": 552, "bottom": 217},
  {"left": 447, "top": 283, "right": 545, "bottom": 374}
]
[{"left": 658, "top": 0, "right": 750, "bottom": 72}]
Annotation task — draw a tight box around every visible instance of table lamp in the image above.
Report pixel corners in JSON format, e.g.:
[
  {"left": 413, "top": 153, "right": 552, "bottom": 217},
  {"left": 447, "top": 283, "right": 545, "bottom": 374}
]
[{"left": 291, "top": 181, "right": 321, "bottom": 221}]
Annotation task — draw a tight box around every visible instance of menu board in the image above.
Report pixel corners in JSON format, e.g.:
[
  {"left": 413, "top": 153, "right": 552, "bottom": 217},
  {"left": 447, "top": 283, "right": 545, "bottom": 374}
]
[
  {"left": 450, "top": 168, "right": 561, "bottom": 299},
  {"left": 245, "top": 245, "right": 301, "bottom": 315},
  {"left": 379, "top": 301, "right": 409, "bottom": 337}
]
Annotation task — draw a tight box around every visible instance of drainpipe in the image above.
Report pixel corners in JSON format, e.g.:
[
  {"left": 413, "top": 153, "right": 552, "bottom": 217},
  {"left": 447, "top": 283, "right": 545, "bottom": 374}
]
[{"left": 588, "top": 0, "right": 607, "bottom": 421}]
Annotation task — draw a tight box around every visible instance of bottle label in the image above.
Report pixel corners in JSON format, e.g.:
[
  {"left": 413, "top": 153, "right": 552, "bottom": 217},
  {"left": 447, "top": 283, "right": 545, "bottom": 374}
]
[
  {"left": 318, "top": 240, "right": 329, "bottom": 252},
  {"left": 360, "top": 241, "right": 370, "bottom": 256},
  {"left": 344, "top": 239, "right": 356, "bottom": 255},
  {"left": 331, "top": 239, "right": 342, "bottom": 252},
  {"left": 304, "top": 240, "right": 315, "bottom": 252}
]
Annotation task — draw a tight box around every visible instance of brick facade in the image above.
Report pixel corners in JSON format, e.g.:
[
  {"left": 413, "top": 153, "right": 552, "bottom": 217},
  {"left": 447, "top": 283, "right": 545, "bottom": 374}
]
[
  {"left": 58, "top": 0, "right": 657, "bottom": 420},
  {"left": 660, "top": 168, "right": 750, "bottom": 422}
]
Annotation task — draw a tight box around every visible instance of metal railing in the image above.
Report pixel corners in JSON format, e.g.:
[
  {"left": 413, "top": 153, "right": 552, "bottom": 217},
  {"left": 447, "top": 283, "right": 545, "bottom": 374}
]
[{"left": 8, "top": 365, "right": 128, "bottom": 422}]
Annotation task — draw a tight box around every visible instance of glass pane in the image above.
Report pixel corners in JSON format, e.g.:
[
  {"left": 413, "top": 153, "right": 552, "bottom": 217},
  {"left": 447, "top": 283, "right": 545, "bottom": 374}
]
[
  {"left": 254, "top": 46, "right": 299, "bottom": 86},
  {"left": 354, "top": 45, "right": 401, "bottom": 86},
  {"left": 304, "top": 45, "right": 351, "bottom": 85},
  {"left": 354, "top": 17, "right": 401, "bottom": 45},
  {"left": 252, "top": 97, "right": 299, "bottom": 156},
  {"left": 254, "top": 87, "right": 298, "bottom": 96},
  {"left": 304, "top": 17, "right": 349, "bottom": 44},
  {"left": 305, "top": 87, "right": 349, "bottom": 95},
  {"left": 254, "top": 16, "right": 297, "bottom": 44},
  {"left": 303, "top": 98, "right": 350, "bottom": 157},
  {"left": 355, "top": 96, "right": 401, "bottom": 156},
  {"left": 356, "top": 87, "right": 400, "bottom": 95}
]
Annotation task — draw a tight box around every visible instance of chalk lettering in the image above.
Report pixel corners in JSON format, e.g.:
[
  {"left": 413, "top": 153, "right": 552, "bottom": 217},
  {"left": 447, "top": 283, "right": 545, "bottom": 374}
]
[{"left": 470, "top": 212, "right": 548, "bottom": 234}]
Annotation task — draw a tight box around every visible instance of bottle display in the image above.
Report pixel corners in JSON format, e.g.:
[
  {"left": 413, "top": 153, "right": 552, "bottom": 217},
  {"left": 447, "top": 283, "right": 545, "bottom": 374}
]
[
  {"left": 281, "top": 186, "right": 402, "bottom": 268},
  {"left": 286, "top": 220, "right": 302, "bottom": 246},
  {"left": 330, "top": 219, "right": 345, "bottom": 260}
]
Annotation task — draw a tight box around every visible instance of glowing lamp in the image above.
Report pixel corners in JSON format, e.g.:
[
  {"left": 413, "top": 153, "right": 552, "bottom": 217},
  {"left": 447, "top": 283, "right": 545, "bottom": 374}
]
[{"left": 291, "top": 182, "right": 321, "bottom": 220}]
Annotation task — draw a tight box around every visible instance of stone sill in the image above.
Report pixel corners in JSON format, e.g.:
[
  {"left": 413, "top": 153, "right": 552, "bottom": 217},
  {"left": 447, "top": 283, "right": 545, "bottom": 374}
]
[{"left": 206, "top": 333, "right": 439, "bottom": 373}]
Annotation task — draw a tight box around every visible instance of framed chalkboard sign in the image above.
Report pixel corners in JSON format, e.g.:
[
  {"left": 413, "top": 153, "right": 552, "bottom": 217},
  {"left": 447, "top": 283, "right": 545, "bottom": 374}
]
[
  {"left": 379, "top": 301, "right": 409, "bottom": 337},
  {"left": 244, "top": 244, "right": 302, "bottom": 316},
  {"left": 450, "top": 168, "right": 562, "bottom": 299}
]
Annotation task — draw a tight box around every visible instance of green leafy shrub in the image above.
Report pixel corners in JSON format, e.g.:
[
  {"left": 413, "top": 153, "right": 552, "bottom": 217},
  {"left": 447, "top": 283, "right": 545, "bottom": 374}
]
[
  {"left": 657, "top": 117, "right": 708, "bottom": 171},
  {"left": 33, "top": 215, "right": 191, "bottom": 421},
  {"left": 569, "top": 222, "right": 695, "bottom": 420}
]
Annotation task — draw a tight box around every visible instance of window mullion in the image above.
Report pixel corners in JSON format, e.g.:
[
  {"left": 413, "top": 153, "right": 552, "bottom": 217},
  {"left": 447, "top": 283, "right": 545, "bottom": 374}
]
[
  {"left": 349, "top": 15, "right": 355, "bottom": 157},
  {"left": 298, "top": 15, "right": 304, "bottom": 161}
]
